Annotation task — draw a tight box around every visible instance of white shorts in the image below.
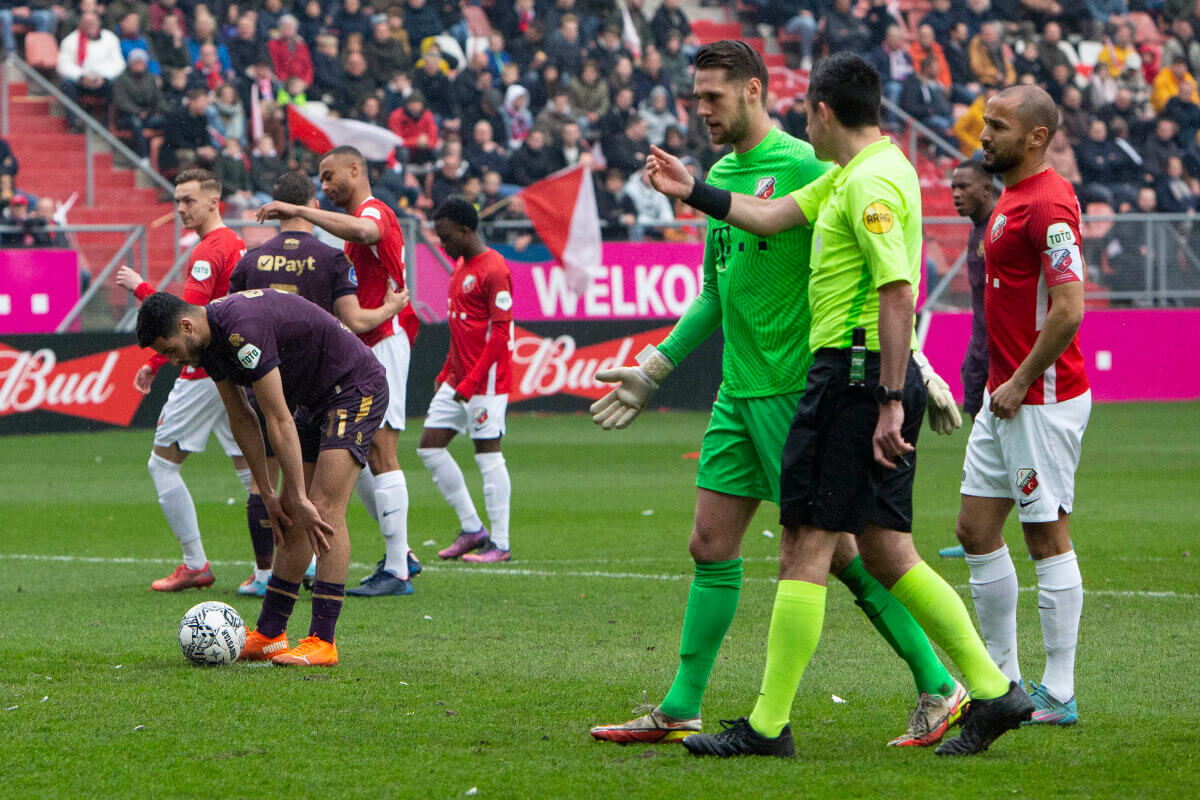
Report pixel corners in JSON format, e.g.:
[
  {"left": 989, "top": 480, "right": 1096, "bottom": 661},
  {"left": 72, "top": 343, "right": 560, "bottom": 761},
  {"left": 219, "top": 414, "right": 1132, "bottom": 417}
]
[
  {"left": 423, "top": 382, "right": 507, "bottom": 439},
  {"left": 371, "top": 334, "right": 410, "bottom": 430},
  {"left": 154, "top": 377, "right": 242, "bottom": 456},
  {"left": 961, "top": 390, "right": 1091, "bottom": 523}
]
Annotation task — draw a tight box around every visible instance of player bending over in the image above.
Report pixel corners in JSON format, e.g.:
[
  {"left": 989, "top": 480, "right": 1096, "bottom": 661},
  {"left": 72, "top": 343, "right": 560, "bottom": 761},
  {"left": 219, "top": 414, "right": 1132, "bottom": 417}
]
[
  {"left": 419, "top": 198, "right": 515, "bottom": 563},
  {"left": 137, "top": 288, "right": 390, "bottom": 666},
  {"left": 589, "top": 41, "right": 968, "bottom": 752},
  {"left": 115, "top": 169, "right": 248, "bottom": 592},
  {"left": 258, "top": 146, "right": 422, "bottom": 598},
  {"left": 955, "top": 85, "right": 1091, "bottom": 726},
  {"left": 641, "top": 52, "right": 1030, "bottom": 757},
  {"left": 229, "top": 170, "right": 410, "bottom": 596}
]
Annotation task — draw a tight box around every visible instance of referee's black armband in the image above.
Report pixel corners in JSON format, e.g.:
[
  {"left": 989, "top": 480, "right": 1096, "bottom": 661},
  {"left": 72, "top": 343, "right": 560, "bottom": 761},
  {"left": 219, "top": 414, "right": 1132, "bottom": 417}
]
[{"left": 684, "top": 180, "right": 732, "bottom": 220}]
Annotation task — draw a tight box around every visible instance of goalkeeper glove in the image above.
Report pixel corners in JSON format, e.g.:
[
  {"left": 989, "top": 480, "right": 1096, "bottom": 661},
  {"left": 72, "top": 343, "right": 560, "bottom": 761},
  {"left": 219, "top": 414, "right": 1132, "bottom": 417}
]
[
  {"left": 913, "top": 350, "right": 963, "bottom": 436},
  {"left": 590, "top": 345, "right": 675, "bottom": 430}
]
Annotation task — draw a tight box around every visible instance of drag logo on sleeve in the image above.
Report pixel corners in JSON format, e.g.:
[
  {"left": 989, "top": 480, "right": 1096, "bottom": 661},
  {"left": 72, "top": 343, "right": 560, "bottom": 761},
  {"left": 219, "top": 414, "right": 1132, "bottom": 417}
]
[
  {"left": 754, "top": 176, "right": 777, "bottom": 199},
  {"left": 495, "top": 291, "right": 513, "bottom": 311},
  {"left": 862, "top": 203, "right": 894, "bottom": 234},
  {"left": 191, "top": 260, "right": 212, "bottom": 280}
]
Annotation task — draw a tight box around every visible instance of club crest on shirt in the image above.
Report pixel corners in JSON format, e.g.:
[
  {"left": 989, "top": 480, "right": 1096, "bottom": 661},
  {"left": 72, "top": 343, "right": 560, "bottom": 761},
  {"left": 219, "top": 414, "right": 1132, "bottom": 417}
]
[
  {"left": 754, "top": 176, "right": 777, "bottom": 199},
  {"left": 473, "top": 407, "right": 488, "bottom": 427},
  {"left": 1016, "top": 467, "right": 1038, "bottom": 496},
  {"left": 1049, "top": 247, "right": 1074, "bottom": 272},
  {"left": 283, "top": 238, "right": 300, "bottom": 250},
  {"left": 229, "top": 333, "right": 244, "bottom": 347},
  {"left": 862, "top": 203, "right": 894, "bottom": 234},
  {"left": 462, "top": 275, "right": 477, "bottom": 293},
  {"left": 991, "top": 214, "right": 1007, "bottom": 242}
]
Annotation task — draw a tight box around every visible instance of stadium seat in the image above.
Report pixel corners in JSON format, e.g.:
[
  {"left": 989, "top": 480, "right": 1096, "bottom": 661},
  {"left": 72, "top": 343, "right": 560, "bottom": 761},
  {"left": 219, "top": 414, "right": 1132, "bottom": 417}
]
[
  {"left": 691, "top": 20, "right": 743, "bottom": 43},
  {"left": 23, "top": 31, "right": 57, "bottom": 72}
]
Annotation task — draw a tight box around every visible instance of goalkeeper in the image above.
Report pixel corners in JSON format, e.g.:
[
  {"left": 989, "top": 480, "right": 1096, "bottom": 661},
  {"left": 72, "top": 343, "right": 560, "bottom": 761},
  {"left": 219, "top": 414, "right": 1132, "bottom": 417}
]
[{"left": 587, "top": 41, "right": 965, "bottom": 750}]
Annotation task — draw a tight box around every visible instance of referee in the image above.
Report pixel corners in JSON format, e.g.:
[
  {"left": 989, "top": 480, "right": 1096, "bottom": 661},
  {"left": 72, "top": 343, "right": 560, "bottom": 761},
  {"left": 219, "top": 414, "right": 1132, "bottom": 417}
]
[{"left": 647, "top": 52, "right": 1031, "bottom": 758}]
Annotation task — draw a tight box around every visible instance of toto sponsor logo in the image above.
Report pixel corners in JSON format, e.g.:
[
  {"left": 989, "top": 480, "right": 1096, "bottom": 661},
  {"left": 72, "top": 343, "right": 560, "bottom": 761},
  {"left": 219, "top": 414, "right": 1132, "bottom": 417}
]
[
  {"left": 0, "top": 342, "right": 149, "bottom": 424},
  {"left": 509, "top": 325, "right": 675, "bottom": 403}
]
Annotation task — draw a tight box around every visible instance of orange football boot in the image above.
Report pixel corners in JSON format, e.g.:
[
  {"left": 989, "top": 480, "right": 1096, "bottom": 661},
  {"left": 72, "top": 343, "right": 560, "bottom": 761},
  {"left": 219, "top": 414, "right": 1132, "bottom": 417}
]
[
  {"left": 240, "top": 629, "right": 291, "bottom": 661},
  {"left": 271, "top": 636, "right": 338, "bottom": 667},
  {"left": 150, "top": 563, "right": 215, "bottom": 592}
]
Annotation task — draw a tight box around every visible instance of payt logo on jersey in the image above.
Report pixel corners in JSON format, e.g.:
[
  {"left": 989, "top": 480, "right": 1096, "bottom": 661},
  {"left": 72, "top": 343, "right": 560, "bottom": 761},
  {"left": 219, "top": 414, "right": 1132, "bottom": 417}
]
[
  {"left": 509, "top": 324, "right": 676, "bottom": 403},
  {"left": 754, "top": 177, "right": 777, "bottom": 199},
  {"left": 1016, "top": 467, "right": 1039, "bottom": 496}
]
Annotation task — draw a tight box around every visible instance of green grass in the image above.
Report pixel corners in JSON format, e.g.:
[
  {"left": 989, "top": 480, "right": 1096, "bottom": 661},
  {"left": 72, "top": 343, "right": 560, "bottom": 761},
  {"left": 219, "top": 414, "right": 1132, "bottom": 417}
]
[{"left": 1, "top": 404, "right": 1197, "bottom": 798}]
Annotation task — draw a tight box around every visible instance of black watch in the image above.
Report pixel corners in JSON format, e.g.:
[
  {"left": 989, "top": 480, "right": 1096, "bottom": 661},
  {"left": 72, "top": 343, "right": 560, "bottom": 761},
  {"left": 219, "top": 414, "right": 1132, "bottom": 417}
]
[{"left": 874, "top": 384, "right": 903, "bottom": 404}]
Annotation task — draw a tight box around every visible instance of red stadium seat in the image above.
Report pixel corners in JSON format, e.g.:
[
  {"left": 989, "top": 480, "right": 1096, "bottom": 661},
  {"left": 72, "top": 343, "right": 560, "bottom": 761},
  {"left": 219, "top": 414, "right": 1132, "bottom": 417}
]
[
  {"left": 691, "top": 20, "right": 743, "bottom": 43},
  {"left": 23, "top": 31, "right": 57, "bottom": 72}
]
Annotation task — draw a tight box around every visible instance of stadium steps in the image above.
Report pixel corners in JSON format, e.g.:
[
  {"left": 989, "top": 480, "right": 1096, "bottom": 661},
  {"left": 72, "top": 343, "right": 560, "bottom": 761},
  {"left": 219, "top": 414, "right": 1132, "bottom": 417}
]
[{"left": 5, "top": 81, "right": 177, "bottom": 296}]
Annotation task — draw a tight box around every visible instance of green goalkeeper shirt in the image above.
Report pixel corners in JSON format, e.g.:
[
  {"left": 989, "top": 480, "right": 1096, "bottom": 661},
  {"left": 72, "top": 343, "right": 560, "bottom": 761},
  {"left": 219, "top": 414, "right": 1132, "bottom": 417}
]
[{"left": 657, "top": 126, "right": 831, "bottom": 398}]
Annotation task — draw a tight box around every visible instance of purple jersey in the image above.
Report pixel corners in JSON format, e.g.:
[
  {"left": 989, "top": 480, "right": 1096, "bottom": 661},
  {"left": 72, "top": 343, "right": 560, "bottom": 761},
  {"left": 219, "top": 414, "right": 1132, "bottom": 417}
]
[
  {"left": 229, "top": 231, "right": 357, "bottom": 315},
  {"left": 965, "top": 217, "right": 989, "bottom": 365},
  {"left": 199, "top": 289, "right": 383, "bottom": 409}
]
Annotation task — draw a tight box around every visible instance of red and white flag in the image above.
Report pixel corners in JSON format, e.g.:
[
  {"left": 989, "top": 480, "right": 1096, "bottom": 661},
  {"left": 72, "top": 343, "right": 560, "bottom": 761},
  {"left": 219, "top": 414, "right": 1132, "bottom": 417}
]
[
  {"left": 520, "top": 164, "right": 602, "bottom": 293},
  {"left": 287, "top": 105, "right": 404, "bottom": 161}
]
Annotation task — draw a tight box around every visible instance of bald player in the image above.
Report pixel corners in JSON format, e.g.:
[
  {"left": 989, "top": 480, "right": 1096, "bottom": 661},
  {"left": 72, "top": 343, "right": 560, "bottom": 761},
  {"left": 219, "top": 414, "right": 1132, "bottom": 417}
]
[{"left": 955, "top": 85, "right": 1090, "bottom": 727}]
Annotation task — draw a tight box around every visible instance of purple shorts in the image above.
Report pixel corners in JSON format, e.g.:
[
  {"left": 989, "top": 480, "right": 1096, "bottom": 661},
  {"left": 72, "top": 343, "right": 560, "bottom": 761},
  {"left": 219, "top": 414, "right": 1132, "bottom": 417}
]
[{"left": 294, "top": 373, "right": 389, "bottom": 466}]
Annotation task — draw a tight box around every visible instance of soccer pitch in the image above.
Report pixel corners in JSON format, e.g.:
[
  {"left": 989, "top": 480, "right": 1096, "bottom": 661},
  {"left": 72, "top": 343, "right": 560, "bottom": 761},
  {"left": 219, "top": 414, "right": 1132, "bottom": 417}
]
[{"left": 2, "top": 405, "right": 1197, "bottom": 798}]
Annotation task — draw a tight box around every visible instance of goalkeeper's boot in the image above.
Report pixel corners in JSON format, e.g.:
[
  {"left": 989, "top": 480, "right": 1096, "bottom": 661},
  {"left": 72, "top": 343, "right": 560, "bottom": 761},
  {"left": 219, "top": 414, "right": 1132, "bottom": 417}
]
[
  {"left": 1024, "top": 683, "right": 1078, "bottom": 726},
  {"left": 271, "top": 636, "right": 338, "bottom": 667},
  {"left": 150, "top": 562, "right": 215, "bottom": 592},
  {"left": 939, "top": 545, "right": 966, "bottom": 558},
  {"left": 590, "top": 701, "right": 700, "bottom": 744},
  {"left": 236, "top": 573, "right": 268, "bottom": 597},
  {"left": 936, "top": 682, "right": 1034, "bottom": 756},
  {"left": 240, "top": 629, "right": 290, "bottom": 661},
  {"left": 302, "top": 557, "right": 317, "bottom": 590},
  {"left": 888, "top": 681, "right": 969, "bottom": 747},
  {"left": 462, "top": 541, "right": 511, "bottom": 563},
  {"left": 346, "top": 567, "right": 414, "bottom": 597},
  {"left": 437, "top": 527, "right": 489, "bottom": 559},
  {"left": 682, "top": 717, "right": 795, "bottom": 758}
]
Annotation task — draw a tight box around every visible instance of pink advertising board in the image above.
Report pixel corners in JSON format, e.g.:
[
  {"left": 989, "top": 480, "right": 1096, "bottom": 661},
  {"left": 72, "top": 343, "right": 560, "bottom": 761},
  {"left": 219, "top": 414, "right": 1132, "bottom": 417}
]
[{"left": 0, "top": 250, "right": 80, "bottom": 334}]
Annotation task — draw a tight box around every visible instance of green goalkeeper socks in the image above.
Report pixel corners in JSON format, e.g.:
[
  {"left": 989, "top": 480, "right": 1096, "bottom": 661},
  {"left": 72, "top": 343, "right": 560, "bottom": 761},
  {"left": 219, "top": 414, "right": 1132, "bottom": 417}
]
[
  {"left": 658, "top": 558, "right": 743, "bottom": 720},
  {"left": 747, "top": 580, "right": 827, "bottom": 738},
  {"left": 837, "top": 555, "right": 955, "bottom": 697},
  {"left": 889, "top": 561, "right": 1011, "bottom": 701}
]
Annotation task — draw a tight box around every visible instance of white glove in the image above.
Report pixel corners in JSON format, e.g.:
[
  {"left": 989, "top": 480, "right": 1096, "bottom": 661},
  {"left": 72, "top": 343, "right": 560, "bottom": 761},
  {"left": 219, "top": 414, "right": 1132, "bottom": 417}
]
[
  {"left": 913, "top": 350, "right": 963, "bottom": 435},
  {"left": 590, "top": 346, "right": 674, "bottom": 430}
]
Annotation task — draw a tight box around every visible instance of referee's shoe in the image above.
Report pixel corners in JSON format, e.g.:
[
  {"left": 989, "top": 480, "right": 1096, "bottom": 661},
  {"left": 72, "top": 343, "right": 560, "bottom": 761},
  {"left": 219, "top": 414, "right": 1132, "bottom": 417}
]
[
  {"left": 682, "top": 718, "right": 795, "bottom": 758},
  {"left": 935, "top": 682, "right": 1034, "bottom": 756}
]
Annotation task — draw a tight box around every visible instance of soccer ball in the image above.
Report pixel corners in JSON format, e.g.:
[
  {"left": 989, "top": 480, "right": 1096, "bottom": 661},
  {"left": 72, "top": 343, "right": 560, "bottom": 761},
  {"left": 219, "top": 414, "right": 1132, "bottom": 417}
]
[{"left": 178, "top": 601, "right": 246, "bottom": 665}]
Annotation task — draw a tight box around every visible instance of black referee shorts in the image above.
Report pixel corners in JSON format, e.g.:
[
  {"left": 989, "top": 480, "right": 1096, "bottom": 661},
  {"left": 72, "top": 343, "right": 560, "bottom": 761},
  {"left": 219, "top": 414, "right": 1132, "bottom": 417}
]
[{"left": 778, "top": 349, "right": 927, "bottom": 535}]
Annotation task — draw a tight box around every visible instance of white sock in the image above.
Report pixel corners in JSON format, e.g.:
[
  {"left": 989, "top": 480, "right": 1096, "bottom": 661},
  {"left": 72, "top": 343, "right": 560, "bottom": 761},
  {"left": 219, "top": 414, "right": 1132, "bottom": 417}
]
[
  {"left": 374, "top": 469, "right": 410, "bottom": 579},
  {"left": 253, "top": 567, "right": 272, "bottom": 583},
  {"left": 235, "top": 466, "right": 252, "bottom": 495},
  {"left": 1035, "top": 550, "right": 1083, "bottom": 702},
  {"left": 356, "top": 466, "right": 378, "bottom": 521},
  {"left": 148, "top": 454, "right": 206, "bottom": 570},
  {"left": 474, "top": 452, "right": 511, "bottom": 551},
  {"left": 964, "top": 544, "right": 1021, "bottom": 684},
  {"left": 417, "top": 447, "right": 484, "bottom": 532}
]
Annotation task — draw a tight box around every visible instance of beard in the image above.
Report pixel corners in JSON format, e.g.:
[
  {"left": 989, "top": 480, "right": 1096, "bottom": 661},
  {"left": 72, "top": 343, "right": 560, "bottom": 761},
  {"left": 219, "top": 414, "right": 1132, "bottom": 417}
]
[
  {"left": 711, "top": 98, "right": 752, "bottom": 146},
  {"left": 982, "top": 147, "right": 1021, "bottom": 174}
]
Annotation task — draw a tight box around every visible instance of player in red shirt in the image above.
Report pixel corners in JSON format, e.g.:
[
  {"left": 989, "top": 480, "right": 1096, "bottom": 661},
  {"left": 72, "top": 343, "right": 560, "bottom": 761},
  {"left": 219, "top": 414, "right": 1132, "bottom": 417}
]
[
  {"left": 258, "top": 146, "right": 422, "bottom": 596},
  {"left": 953, "top": 85, "right": 1090, "bottom": 726},
  {"left": 114, "top": 169, "right": 249, "bottom": 592},
  {"left": 418, "top": 199, "right": 514, "bottom": 562}
]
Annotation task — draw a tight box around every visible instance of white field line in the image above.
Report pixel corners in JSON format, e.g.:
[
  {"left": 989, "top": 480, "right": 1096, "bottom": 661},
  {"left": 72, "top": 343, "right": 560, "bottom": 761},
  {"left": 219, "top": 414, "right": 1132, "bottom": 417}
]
[{"left": 0, "top": 552, "right": 1196, "bottom": 601}]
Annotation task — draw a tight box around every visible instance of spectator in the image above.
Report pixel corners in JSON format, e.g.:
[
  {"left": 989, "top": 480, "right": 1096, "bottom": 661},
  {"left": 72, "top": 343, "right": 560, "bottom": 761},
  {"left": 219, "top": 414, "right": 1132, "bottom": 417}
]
[
  {"left": 901, "top": 55, "right": 954, "bottom": 135},
  {"left": 588, "top": 24, "right": 628, "bottom": 76},
  {"left": 160, "top": 88, "right": 216, "bottom": 173},
  {"left": 486, "top": 31, "right": 512, "bottom": 79},
  {"left": 1104, "top": 187, "right": 1156, "bottom": 298},
  {"left": 825, "top": 0, "right": 872, "bottom": 55},
  {"left": 228, "top": 14, "right": 269, "bottom": 78},
  {"left": 187, "top": 15, "right": 232, "bottom": 74},
  {"left": 640, "top": 85, "right": 677, "bottom": 146},
  {"left": 195, "top": 42, "right": 231, "bottom": 91},
  {"left": 472, "top": 89, "right": 508, "bottom": 141},
  {"left": 250, "top": 135, "right": 286, "bottom": 204},
  {"left": 1098, "top": 87, "right": 1144, "bottom": 141},
  {"left": 969, "top": 21, "right": 1015, "bottom": 88},
  {"left": 1109, "top": 117, "right": 1144, "bottom": 188},
  {"left": 1156, "top": 155, "right": 1196, "bottom": 211},
  {"left": 1076, "top": 118, "right": 1119, "bottom": 201},
  {"left": 299, "top": 0, "right": 325, "bottom": 46},
  {"left": 388, "top": 91, "right": 439, "bottom": 165},
  {"left": 1046, "top": 128, "right": 1083, "bottom": 185},
  {"left": 605, "top": 114, "right": 650, "bottom": 177},
  {"left": 650, "top": 0, "right": 689, "bottom": 49},
  {"left": 333, "top": 51, "right": 378, "bottom": 117},
  {"left": 356, "top": 94, "right": 386, "bottom": 125},
  {"left": 0, "top": 2, "right": 53, "bottom": 54},
  {"left": 1038, "top": 21, "right": 1077, "bottom": 80},
  {"left": 452, "top": 52, "right": 492, "bottom": 123},
  {"left": 1013, "top": 40, "right": 1045, "bottom": 83},
  {"left": 1144, "top": 117, "right": 1183, "bottom": 180},
  {"left": 112, "top": 49, "right": 164, "bottom": 160},
  {"left": 365, "top": 19, "right": 412, "bottom": 87},
  {"left": 160, "top": 66, "right": 190, "bottom": 111},
  {"left": 403, "top": 0, "right": 443, "bottom": 50},
  {"left": 609, "top": 55, "right": 637, "bottom": 98},
  {"left": 869, "top": 25, "right": 915, "bottom": 111},
  {"left": 623, "top": 167, "right": 673, "bottom": 228},
  {"left": 1162, "top": 19, "right": 1200, "bottom": 80},
  {"left": 215, "top": 138, "right": 255, "bottom": 214},
  {"left": 1166, "top": 80, "right": 1200, "bottom": 144},
  {"left": 57, "top": 12, "right": 125, "bottom": 125},
  {"left": 480, "top": 169, "right": 505, "bottom": 212},
  {"left": 0, "top": 136, "right": 16, "bottom": 177},
  {"left": 910, "top": 24, "right": 952, "bottom": 91},
  {"left": 256, "top": 0, "right": 285, "bottom": 39},
  {"left": 464, "top": 119, "right": 509, "bottom": 177},
  {"left": 509, "top": 20, "right": 546, "bottom": 74},
  {"left": 595, "top": 167, "right": 636, "bottom": 239},
  {"left": 1153, "top": 56, "right": 1198, "bottom": 114},
  {"left": 547, "top": 13, "right": 585, "bottom": 78},
  {"left": 414, "top": 45, "right": 455, "bottom": 118},
  {"left": 33, "top": 197, "right": 68, "bottom": 248},
  {"left": 209, "top": 83, "right": 247, "bottom": 145},
  {"left": 104, "top": 0, "right": 149, "bottom": 32},
  {"left": 1097, "top": 21, "right": 1141, "bottom": 78},
  {"left": 507, "top": 128, "right": 556, "bottom": 185},
  {"left": 312, "top": 36, "right": 344, "bottom": 96},
  {"left": 1, "top": 196, "right": 52, "bottom": 248},
  {"left": 550, "top": 120, "right": 585, "bottom": 169},
  {"left": 953, "top": 87, "right": 994, "bottom": 155},
  {"left": 527, "top": 62, "right": 564, "bottom": 112},
  {"left": 598, "top": 85, "right": 637, "bottom": 147},
  {"left": 149, "top": 0, "right": 184, "bottom": 33},
  {"left": 429, "top": 149, "right": 468, "bottom": 207},
  {"left": 622, "top": 0, "right": 653, "bottom": 52},
  {"left": 661, "top": 32, "right": 690, "bottom": 97},
  {"left": 268, "top": 15, "right": 314, "bottom": 86},
  {"left": 944, "top": 21, "right": 975, "bottom": 89},
  {"left": 921, "top": 0, "right": 962, "bottom": 46},
  {"left": 148, "top": 13, "right": 190, "bottom": 73},
  {"left": 503, "top": 83, "right": 533, "bottom": 148},
  {"left": 535, "top": 90, "right": 575, "bottom": 142},
  {"left": 568, "top": 60, "right": 609, "bottom": 130},
  {"left": 116, "top": 13, "right": 159, "bottom": 77},
  {"left": 1083, "top": 0, "right": 1128, "bottom": 39},
  {"left": 634, "top": 48, "right": 673, "bottom": 106},
  {"left": 1060, "top": 86, "right": 1091, "bottom": 145}
]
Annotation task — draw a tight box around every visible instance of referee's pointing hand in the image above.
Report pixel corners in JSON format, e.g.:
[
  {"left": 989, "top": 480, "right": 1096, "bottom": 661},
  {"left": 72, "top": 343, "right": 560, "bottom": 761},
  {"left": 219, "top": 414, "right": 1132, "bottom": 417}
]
[{"left": 873, "top": 401, "right": 914, "bottom": 470}]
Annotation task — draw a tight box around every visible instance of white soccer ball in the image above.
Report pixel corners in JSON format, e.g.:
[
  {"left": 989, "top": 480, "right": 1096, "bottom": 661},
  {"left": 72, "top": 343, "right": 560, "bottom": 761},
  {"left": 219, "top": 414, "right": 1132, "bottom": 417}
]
[{"left": 178, "top": 601, "right": 246, "bottom": 665}]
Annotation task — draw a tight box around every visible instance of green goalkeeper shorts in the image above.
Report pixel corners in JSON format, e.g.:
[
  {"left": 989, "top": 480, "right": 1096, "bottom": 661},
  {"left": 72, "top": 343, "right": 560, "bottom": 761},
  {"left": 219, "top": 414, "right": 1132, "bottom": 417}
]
[{"left": 695, "top": 390, "right": 803, "bottom": 504}]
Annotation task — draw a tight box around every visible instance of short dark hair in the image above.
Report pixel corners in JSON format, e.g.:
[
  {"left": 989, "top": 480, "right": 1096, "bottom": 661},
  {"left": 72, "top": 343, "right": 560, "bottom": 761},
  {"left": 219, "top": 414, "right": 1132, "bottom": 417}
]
[
  {"left": 186, "top": 87, "right": 207, "bottom": 101},
  {"left": 175, "top": 168, "right": 221, "bottom": 195},
  {"left": 321, "top": 145, "right": 366, "bottom": 169},
  {"left": 272, "top": 170, "right": 316, "bottom": 205},
  {"left": 136, "top": 292, "right": 188, "bottom": 348},
  {"left": 694, "top": 40, "right": 769, "bottom": 101},
  {"left": 807, "top": 52, "right": 881, "bottom": 128},
  {"left": 432, "top": 196, "right": 479, "bottom": 230}
]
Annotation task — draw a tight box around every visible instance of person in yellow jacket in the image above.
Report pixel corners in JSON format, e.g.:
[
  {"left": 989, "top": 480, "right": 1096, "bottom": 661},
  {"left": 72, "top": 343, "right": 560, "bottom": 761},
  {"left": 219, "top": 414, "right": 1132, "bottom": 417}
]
[{"left": 1152, "top": 57, "right": 1198, "bottom": 114}]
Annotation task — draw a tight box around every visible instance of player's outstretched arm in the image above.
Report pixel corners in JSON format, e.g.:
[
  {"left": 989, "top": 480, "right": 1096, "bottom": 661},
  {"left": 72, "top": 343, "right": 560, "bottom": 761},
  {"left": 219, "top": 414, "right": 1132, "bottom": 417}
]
[
  {"left": 645, "top": 144, "right": 808, "bottom": 237},
  {"left": 256, "top": 201, "right": 382, "bottom": 246},
  {"left": 334, "top": 286, "right": 409, "bottom": 332}
]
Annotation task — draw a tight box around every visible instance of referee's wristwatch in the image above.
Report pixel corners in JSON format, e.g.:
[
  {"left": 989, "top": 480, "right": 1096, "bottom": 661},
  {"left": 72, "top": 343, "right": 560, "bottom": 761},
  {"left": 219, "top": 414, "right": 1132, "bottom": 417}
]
[{"left": 874, "top": 385, "right": 903, "bottom": 404}]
